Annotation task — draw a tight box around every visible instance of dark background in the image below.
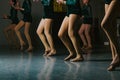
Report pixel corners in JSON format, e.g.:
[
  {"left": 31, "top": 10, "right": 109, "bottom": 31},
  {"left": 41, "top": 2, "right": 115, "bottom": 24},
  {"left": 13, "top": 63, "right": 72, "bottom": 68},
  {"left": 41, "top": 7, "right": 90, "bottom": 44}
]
[{"left": 0, "top": 0, "right": 108, "bottom": 49}]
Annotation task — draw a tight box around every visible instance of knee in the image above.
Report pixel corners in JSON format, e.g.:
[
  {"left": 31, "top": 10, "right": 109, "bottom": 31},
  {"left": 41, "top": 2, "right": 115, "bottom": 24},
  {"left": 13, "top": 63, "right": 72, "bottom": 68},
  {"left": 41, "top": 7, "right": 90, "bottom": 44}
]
[
  {"left": 36, "top": 29, "right": 43, "bottom": 36},
  {"left": 85, "top": 30, "right": 90, "bottom": 36},
  {"left": 78, "top": 30, "right": 83, "bottom": 36},
  {"left": 68, "top": 30, "right": 74, "bottom": 38},
  {"left": 44, "top": 30, "right": 51, "bottom": 36},
  {"left": 24, "top": 31, "right": 28, "bottom": 35},
  {"left": 58, "top": 32, "right": 64, "bottom": 39},
  {"left": 58, "top": 31, "right": 67, "bottom": 39},
  {"left": 36, "top": 29, "right": 40, "bottom": 35},
  {"left": 101, "top": 21, "right": 107, "bottom": 30},
  {"left": 14, "top": 27, "right": 18, "bottom": 32}
]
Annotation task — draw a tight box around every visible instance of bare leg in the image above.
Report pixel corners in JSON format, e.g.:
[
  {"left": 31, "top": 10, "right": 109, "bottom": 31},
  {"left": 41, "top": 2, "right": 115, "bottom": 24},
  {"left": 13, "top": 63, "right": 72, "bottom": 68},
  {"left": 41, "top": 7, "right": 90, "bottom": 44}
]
[
  {"left": 15, "top": 20, "right": 25, "bottom": 51},
  {"left": 102, "top": 26, "right": 116, "bottom": 60},
  {"left": 44, "top": 19, "right": 56, "bottom": 56},
  {"left": 101, "top": 0, "right": 120, "bottom": 58},
  {"left": 84, "top": 24, "right": 92, "bottom": 49},
  {"left": 3, "top": 24, "right": 16, "bottom": 48},
  {"left": 104, "top": 3, "right": 116, "bottom": 61},
  {"left": 105, "top": 4, "right": 109, "bottom": 13},
  {"left": 78, "top": 24, "right": 87, "bottom": 49},
  {"left": 3, "top": 25, "right": 13, "bottom": 46},
  {"left": 68, "top": 14, "right": 83, "bottom": 62},
  {"left": 37, "top": 19, "right": 50, "bottom": 55},
  {"left": 110, "top": 41, "right": 116, "bottom": 60},
  {"left": 58, "top": 16, "right": 76, "bottom": 60},
  {"left": 101, "top": 0, "right": 120, "bottom": 70},
  {"left": 24, "top": 22, "right": 33, "bottom": 52},
  {"left": 10, "top": 24, "right": 20, "bottom": 49},
  {"left": 11, "top": 29, "right": 19, "bottom": 49}
]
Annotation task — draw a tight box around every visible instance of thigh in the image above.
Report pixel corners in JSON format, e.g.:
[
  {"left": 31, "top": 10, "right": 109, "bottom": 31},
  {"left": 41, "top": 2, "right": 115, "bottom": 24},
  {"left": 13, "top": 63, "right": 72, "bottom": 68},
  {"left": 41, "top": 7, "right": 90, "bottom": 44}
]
[
  {"left": 37, "top": 19, "right": 45, "bottom": 33},
  {"left": 85, "top": 24, "right": 91, "bottom": 32},
  {"left": 24, "top": 22, "right": 31, "bottom": 32},
  {"left": 79, "top": 24, "right": 86, "bottom": 33},
  {"left": 58, "top": 16, "right": 69, "bottom": 35},
  {"left": 68, "top": 14, "right": 79, "bottom": 32},
  {"left": 15, "top": 20, "right": 25, "bottom": 30},
  {"left": 4, "top": 24, "right": 16, "bottom": 31},
  {"left": 102, "top": 1, "right": 120, "bottom": 26},
  {"left": 11, "top": 24, "right": 17, "bottom": 30},
  {"left": 44, "top": 18, "right": 53, "bottom": 33},
  {"left": 105, "top": 4, "right": 109, "bottom": 13}
]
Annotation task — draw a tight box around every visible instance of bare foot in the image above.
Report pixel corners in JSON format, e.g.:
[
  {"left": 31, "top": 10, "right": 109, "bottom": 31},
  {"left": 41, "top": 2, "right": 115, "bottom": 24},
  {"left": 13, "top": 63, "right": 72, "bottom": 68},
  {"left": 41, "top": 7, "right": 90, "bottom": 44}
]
[
  {"left": 47, "top": 49, "right": 56, "bottom": 56},
  {"left": 85, "top": 46, "right": 92, "bottom": 50},
  {"left": 20, "top": 42, "right": 26, "bottom": 51},
  {"left": 43, "top": 50, "right": 51, "bottom": 56},
  {"left": 107, "top": 64, "right": 116, "bottom": 71},
  {"left": 81, "top": 45, "right": 87, "bottom": 50},
  {"left": 64, "top": 54, "right": 74, "bottom": 61},
  {"left": 70, "top": 56, "right": 84, "bottom": 62},
  {"left": 26, "top": 47, "right": 33, "bottom": 52}
]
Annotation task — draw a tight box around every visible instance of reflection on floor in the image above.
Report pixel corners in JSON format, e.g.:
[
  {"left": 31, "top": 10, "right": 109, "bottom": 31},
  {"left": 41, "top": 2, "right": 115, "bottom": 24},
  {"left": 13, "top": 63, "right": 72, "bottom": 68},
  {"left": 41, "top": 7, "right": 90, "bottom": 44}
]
[{"left": 0, "top": 46, "right": 120, "bottom": 80}]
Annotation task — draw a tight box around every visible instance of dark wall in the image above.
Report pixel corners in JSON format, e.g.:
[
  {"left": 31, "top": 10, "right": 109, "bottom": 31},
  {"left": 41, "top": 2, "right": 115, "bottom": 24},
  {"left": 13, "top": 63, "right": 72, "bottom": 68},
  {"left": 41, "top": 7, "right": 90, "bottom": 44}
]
[{"left": 0, "top": 0, "right": 107, "bottom": 47}]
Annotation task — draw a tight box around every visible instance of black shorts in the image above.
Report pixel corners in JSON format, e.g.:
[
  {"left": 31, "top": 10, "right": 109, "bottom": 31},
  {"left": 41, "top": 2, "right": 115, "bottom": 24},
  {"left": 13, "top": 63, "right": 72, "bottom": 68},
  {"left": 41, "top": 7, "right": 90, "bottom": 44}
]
[
  {"left": 66, "top": 5, "right": 81, "bottom": 17},
  {"left": 23, "top": 14, "right": 32, "bottom": 23},
  {"left": 83, "top": 18, "right": 93, "bottom": 24},
  {"left": 11, "top": 18, "right": 19, "bottom": 24},
  {"left": 105, "top": 0, "right": 112, "bottom": 4},
  {"left": 43, "top": 6, "right": 54, "bottom": 19}
]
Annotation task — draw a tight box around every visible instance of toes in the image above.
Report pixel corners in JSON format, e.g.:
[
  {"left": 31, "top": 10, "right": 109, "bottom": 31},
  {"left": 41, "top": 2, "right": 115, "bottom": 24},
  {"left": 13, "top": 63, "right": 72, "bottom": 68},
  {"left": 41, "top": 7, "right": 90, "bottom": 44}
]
[{"left": 70, "top": 57, "right": 84, "bottom": 62}]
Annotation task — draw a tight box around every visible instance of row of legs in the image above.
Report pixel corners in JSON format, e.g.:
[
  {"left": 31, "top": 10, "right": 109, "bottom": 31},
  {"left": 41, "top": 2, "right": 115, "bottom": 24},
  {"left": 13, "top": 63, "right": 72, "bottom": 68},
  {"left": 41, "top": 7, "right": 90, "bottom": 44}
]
[
  {"left": 36, "top": 0, "right": 120, "bottom": 70},
  {"left": 3, "top": 0, "right": 120, "bottom": 71},
  {"left": 4, "top": 20, "right": 33, "bottom": 52},
  {"left": 36, "top": 14, "right": 90, "bottom": 62}
]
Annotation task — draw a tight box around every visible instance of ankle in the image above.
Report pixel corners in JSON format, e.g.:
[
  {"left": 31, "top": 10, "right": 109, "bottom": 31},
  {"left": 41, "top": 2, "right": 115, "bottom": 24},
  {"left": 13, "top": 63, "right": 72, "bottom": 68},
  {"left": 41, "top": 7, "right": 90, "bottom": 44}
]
[
  {"left": 51, "top": 48, "right": 56, "bottom": 52},
  {"left": 77, "top": 54, "right": 83, "bottom": 58}
]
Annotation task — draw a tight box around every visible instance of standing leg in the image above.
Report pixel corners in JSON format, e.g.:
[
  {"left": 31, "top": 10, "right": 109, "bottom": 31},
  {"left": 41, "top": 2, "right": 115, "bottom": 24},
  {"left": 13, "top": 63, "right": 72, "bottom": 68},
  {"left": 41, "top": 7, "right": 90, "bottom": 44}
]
[
  {"left": 78, "top": 24, "right": 87, "bottom": 49},
  {"left": 103, "top": 29, "right": 116, "bottom": 60},
  {"left": 10, "top": 24, "right": 19, "bottom": 49},
  {"left": 105, "top": 3, "right": 116, "bottom": 60},
  {"left": 3, "top": 24, "right": 17, "bottom": 48},
  {"left": 37, "top": 19, "right": 50, "bottom": 55},
  {"left": 101, "top": 0, "right": 120, "bottom": 70},
  {"left": 68, "top": 14, "right": 83, "bottom": 62},
  {"left": 15, "top": 20, "right": 25, "bottom": 51},
  {"left": 44, "top": 19, "right": 56, "bottom": 56},
  {"left": 58, "top": 16, "right": 76, "bottom": 60},
  {"left": 24, "top": 22, "right": 33, "bottom": 52},
  {"left": 84, "top": 24, "right": 92, "bottom": 49}
]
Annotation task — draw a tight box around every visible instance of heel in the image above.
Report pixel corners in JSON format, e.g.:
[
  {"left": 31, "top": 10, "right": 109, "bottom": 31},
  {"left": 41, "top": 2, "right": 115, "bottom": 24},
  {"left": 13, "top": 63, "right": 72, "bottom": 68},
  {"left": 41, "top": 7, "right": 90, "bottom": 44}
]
[
  {"left": 107, "top": 64, "right": 116, "bottom": 71},
  {"left": 20, "top": 46, "right": 24, "bottom": 51},
  {"left": 26, "top": 47, "right": 33, "bottom": 52},
  {"left": 107, "top": 62, "right": 120, "bottom": 71},
  {"left": 20, "top": 43, "right": 26, "bottom": 51}
]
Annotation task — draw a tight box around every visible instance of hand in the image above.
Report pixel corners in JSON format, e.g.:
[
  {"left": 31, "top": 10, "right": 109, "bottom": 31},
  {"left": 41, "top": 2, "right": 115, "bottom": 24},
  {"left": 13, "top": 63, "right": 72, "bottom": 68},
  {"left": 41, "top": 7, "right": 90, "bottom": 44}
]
[
  {"left": 3, "top": 14, "right": 8, "bottom": 19},
  {"left": 15, "top": 7, "right": 24, "bottom": 11},
  {"left": 9, "top": 0, "right": 14, "bottom": 6},
  {"left": 57, "top": 0, "right": 65, "bottom": 4},
  {"left": 33, "top": 0, "right": 39, "bottom": 2},
  {"left": 81, "top": 16, "right": 84, "bottom": 19},
  {"left": 15, "top": 7, "right": 20, "bottom": 10},
  {"left": 17, "top": 7, "right": 24, "bottom": 11}
]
